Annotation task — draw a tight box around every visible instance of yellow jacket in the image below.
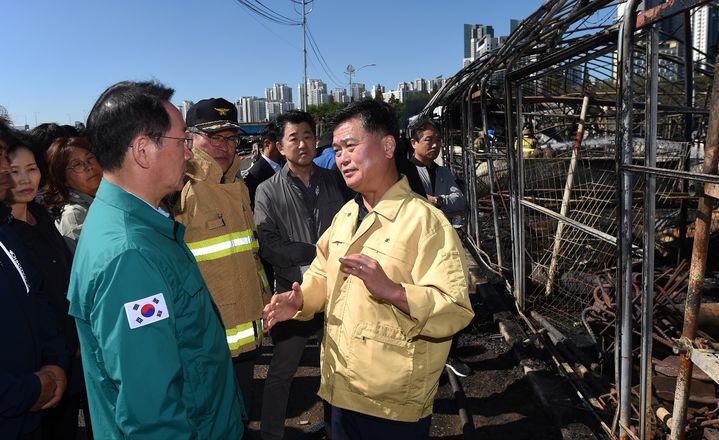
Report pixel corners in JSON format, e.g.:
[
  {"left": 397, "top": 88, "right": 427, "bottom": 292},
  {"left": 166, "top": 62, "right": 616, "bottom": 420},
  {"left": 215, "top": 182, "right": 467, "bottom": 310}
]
[
  {"left": 297, "top": 177, "right": 474, "bottom": 421},
  {"left": 175, "top": 148, "right": 269, "bottom": 356}
]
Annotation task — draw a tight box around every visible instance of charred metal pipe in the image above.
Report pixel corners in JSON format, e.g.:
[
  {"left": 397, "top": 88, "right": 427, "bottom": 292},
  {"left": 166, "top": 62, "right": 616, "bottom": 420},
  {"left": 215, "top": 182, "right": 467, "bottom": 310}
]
[
  {"left": 531, "top": 311, "right": 606, "bottom": 396},
  {"left": 616, "top": 1, "right": 641, "bottom": 438},
  {"left": 445, "top": 367, "right": 475, "bottom": 436},
  {"left": 481, "top": 97, "right": 505, "bottom": 271},
  {"left": 639, "top": 26, "right": 658, "bottom": 440},
  {"left": 670, "top": 58, "right": 719, "bottom": 440}
]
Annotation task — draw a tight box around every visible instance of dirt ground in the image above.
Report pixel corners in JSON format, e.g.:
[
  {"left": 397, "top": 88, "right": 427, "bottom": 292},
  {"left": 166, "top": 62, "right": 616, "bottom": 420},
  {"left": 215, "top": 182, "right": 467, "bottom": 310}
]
[{"left": 243, "top": 288, "right": 600, "bottom": 439}]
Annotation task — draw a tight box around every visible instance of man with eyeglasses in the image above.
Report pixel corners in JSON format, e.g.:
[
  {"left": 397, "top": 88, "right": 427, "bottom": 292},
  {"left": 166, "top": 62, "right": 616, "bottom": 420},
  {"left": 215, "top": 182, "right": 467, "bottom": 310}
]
[
  {"left": 174, "top": 98, "right": 270, "bottom": 418},
  {"left": 67, "top": 82, "right": 244, "bottom": 439}
]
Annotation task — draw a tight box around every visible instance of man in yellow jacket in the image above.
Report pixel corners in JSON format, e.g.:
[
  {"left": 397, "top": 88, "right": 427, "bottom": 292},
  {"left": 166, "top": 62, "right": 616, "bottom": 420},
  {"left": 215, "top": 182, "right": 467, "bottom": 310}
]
[
  {"left": 264, "top": 99, "right": 474, "bottom": 439},
  {"left": 174, "top": 98, "right": 269, "bottom": 415}
]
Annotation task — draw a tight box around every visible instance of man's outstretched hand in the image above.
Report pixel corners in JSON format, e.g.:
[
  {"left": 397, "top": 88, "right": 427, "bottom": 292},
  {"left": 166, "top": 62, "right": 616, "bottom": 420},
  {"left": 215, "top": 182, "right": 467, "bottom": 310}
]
[{"left": 263, "top": 282, "right": 304, "bottom": 333}]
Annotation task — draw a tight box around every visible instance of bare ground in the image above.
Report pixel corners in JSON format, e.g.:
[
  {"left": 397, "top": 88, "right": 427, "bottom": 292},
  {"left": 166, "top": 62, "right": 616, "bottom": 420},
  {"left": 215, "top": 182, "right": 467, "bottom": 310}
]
[{"left": 243, "top": 287, "right": 600, "bottom": 439}]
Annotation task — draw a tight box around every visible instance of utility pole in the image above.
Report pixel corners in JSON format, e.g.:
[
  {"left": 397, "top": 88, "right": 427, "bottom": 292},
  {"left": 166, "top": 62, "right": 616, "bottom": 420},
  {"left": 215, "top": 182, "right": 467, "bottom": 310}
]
[{"left": 302, "top": 0, "right": 308, "bottom": 110}]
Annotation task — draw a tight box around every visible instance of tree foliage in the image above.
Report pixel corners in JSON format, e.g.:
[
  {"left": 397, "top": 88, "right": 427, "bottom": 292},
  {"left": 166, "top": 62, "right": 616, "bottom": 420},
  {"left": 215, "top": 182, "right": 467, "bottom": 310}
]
[
  {"left": 306, "top": 101, "right": 348, "bottom": 133},
  {"left": 305, "top": 94, "right": 410, "bottom": 133}
]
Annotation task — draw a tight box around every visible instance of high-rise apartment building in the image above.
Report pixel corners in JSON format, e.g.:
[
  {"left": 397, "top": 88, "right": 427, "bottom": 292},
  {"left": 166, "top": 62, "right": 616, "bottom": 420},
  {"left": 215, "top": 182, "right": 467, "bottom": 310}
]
[
  {"left": 332, "top": 88, "right": 349, "bottom": 104},
  {"left": 464, "top": 24, "right": 494, "bottom": 65},
  {"left": 238, "top": 96, "right": 267, "bottom": 123},
  {"left": 692, "top": 1, "right": 719, "bottom": 68},
  {"left": 413, "top": 78, "right": 428, "bottom": 93},
  {"left": 263, "top": 83, "right": 295, "bottom": 120},
  {"left": 429, "top": 76, "right": 446, "bottom": 93},
  {"left": 265, "top": 83, "right": 293, "bottom": 103},
  {"left": 265, "top": 100, "right": 295, "bottom": 121},
  {"left": 349, "top": 83, "right": 367, "bottom": 101},
  {"left": 304, "top": 79, "right": 329, "bottom": 106}
]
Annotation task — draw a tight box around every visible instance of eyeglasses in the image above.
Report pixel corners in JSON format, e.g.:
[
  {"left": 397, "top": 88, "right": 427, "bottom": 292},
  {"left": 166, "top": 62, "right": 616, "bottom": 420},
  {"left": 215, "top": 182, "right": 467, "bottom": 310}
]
[
  {"left": 67, "top": 155, "right": 99, "bottom": 174},
  {"left": 194, "top": 130, "right": 240, "bottom": 148},
  {"left": 159, "top": 135, "right": 193, "bottom": 151}
]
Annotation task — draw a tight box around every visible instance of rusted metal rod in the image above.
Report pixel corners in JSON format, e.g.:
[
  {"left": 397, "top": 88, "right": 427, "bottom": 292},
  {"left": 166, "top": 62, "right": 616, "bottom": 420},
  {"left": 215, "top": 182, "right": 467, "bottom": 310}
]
[
  {"left": 545, "top": 95, "right": 590, "bottom": 296},
  {"left": 670, "top": 58, "right": 719, "bottom": 440}
]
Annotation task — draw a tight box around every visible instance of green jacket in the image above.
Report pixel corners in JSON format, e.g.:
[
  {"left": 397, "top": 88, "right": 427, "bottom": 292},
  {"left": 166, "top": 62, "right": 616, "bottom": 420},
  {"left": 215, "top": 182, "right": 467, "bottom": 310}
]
[{"left": 68, "top": 179, "right": 244, "bottom": 439}]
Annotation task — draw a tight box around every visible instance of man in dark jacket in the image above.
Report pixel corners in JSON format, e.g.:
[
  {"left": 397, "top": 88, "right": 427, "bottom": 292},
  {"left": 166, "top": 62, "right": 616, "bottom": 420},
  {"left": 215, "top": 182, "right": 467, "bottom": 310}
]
[
  {"left": 243, "top": 122, "right": 282, "bottom": 209},
  {"left": 0, "top": 122, "right": 68, "bottom": 440},
  {"left": 254, "top": 110, "right": 350, "bottom": 440}
]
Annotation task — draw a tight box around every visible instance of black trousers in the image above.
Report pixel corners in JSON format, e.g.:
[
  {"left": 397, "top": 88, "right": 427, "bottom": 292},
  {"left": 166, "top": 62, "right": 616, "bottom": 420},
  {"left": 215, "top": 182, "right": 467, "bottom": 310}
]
[
  {"left": 260, "top": 316, "right": 323, "bottom": 440},
  {"left": 330, "top": 406, "right": 431, "bottom": 440}
]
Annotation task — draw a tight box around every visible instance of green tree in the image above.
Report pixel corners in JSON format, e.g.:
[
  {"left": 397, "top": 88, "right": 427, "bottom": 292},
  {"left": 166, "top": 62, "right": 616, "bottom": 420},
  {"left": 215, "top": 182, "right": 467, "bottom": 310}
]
[
  {"left": 385, "top": 95, "right": 405, "bottom": 122},
  {"left": 306, "top": 101, "right": 349, "bottom": 133},
  {"left": 374, "top": 89, "right": 384, "bottom": 102}
]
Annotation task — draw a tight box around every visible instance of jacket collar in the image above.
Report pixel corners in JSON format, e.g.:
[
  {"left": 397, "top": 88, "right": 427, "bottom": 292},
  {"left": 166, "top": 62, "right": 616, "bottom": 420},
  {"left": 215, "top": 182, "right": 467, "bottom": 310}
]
[
  {"left": 95, "top": 178, "right": 182, "bottom": 241},
  {"left": 359, "top": 176, "right": 411, "bottom": 223},
  {"left": 279, "top": 162, "right": 318, "bottom": 180},
  {"left": 185, "top": 148, "right": 241, "bottom": 184}
]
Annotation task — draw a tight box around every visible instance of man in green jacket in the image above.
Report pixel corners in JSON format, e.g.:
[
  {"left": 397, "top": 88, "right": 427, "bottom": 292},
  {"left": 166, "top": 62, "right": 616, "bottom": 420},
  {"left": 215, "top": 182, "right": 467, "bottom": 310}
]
[{"left": 67, "top": 81, "right": 244, "bottom": 439}]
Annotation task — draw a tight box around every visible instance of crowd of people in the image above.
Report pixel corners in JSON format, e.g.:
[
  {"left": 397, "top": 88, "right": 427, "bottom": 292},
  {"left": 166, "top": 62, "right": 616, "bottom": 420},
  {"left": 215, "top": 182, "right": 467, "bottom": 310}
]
[{"left": 0, "top": 79, "right": 473, "bottom": 440}]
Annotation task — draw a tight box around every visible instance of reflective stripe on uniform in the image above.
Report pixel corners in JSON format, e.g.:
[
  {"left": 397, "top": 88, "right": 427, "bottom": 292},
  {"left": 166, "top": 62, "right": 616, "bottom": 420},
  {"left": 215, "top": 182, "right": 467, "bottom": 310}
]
[
  {"left": 186, "top": 229, "right": 258, "bottom": 262},
  {"left": 226, "top": 319, "right": 263, "bottom": 350},
  {"left": 258, "top": 268, "right": 270, "bottom": 289}
]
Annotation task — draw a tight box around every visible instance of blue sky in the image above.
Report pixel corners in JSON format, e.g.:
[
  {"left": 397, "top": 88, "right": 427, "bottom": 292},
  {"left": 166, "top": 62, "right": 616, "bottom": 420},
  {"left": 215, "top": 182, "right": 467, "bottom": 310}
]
[{"left": 1, "top": 0, "right": 543, "bottom": 127}]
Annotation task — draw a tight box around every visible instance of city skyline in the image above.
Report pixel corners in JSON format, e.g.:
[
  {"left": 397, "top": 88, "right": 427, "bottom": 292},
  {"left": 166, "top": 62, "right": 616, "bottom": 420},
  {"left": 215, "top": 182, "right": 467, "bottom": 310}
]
[
  {"left": 224, "top": 74, "right": 447, "bottom": 123},
  {"left": 1, "top": 0, "right": 543, "bottom": 128}
]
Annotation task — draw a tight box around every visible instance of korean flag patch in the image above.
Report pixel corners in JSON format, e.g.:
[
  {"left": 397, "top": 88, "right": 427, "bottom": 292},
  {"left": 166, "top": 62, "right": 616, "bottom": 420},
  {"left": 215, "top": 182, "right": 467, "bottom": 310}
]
[{"left": 124, "top": 293, "right": 170, "bottom": 329}]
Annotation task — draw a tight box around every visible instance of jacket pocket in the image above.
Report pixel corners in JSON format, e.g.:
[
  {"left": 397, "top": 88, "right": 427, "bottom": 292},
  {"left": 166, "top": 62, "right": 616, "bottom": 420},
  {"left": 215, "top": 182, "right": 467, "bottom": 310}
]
[
  {"left": 180, "top": 271, "right": 204, "bottom": 297},
  {"left": 361, "top": 241, "right": 412, "bottom": 281},
  {"left": 347, "top": 322, "right": 414, "bottom": 403},
  {"left": 188, "top": 361, "right": 212, "bottom": 417},
  {"left": 206, "top": 215, "right": 225, "bottom": 230}
]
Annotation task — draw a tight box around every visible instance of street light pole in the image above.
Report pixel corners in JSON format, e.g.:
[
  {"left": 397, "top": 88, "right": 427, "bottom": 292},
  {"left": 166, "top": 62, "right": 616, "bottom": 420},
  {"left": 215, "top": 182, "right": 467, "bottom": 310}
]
[{"left": 345, "top": 63, "right": 376, "bottom": 102}]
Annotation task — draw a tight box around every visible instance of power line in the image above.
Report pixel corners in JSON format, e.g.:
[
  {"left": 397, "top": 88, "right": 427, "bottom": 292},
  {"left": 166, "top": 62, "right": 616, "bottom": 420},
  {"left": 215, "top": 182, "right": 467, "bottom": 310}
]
[
  {"left": 233, "top": 0, "right": 300, "bottom": 25},
  {"left": 253, "top": 0, "right": 300, "bottom": 25},
  {"left": 306, "top": 26, "right": 344, "bottom": 87}
]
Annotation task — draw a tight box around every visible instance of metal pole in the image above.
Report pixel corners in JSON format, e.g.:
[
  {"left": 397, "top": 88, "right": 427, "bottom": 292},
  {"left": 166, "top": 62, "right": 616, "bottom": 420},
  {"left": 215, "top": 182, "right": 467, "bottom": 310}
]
[
  {"left": 482, "top": 96, "right": 504, "bottom": 270},
  {"left": 504, "top": 77, "right": 521, "bottom": 303},
  {"left": 302, "top": 0, "right": 308, "bottom": 111},
  {"left": 466, "top": 83, "right": 476, "bottom": 237},
  {"left": 545, "top": 95, "right": 590, "bottom": 296},
  {"left": 617, "top": 2, "right": 640, "bottom": 438},
  {"left": 516, "top": 84, "right": 527, "bottom": 309},
  {"left": 348, "top": 66, "right": 354, "bottom": 103},
  {"left": 640, "top": 24, "right": 658, "bottom": 440},
  {"left": 670, "top": 58, "right": 719, "bottom": 440},
  {"left": 678, "top": 11, "right": 695, "bottom": 262}
]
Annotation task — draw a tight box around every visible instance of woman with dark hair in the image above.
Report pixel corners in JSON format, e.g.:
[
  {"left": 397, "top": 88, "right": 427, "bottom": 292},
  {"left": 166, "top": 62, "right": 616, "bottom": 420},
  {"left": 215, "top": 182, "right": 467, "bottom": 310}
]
[
  {"left": 5, "top": 138, "right": 90, "bottom": 439},
  {"left": 42, "top": 137, "right": 101, "bottom": 253}
]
